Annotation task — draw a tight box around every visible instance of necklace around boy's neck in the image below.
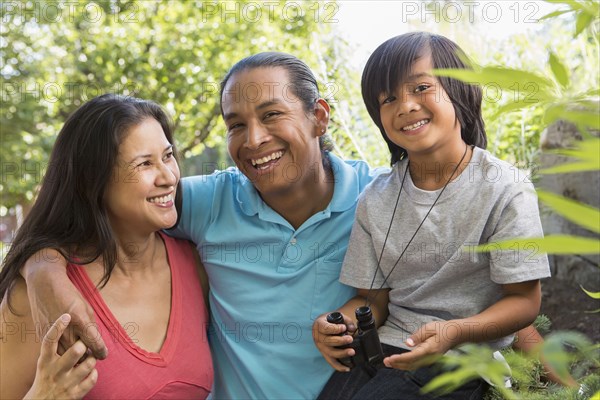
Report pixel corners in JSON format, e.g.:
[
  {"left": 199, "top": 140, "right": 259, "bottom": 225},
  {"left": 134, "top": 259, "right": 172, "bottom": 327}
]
[{"left": 407, "top": 143, "right": 472, "bottom": 191}]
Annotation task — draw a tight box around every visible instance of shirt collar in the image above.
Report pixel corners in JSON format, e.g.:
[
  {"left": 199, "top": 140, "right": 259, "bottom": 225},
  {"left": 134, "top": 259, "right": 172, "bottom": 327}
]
[{"left": 235, "top": 153, "right": 361, "bottom": 218}]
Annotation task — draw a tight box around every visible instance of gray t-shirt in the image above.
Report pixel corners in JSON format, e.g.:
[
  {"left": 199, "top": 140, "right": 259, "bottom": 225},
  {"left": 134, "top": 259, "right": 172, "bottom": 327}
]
[{"left": 340, "top": 147, "right": 551, "bottom": 351}]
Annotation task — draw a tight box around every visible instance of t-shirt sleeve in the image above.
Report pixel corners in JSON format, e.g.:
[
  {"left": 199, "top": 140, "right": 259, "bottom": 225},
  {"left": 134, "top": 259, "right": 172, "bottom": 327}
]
[
  {"left": 487, "top": 181, "right": 551, "bottom": 284},
  {"left": 339, "top": 192, "right": 389, "bottom": 290},
  {"left": 164, "top": 175, "right": 215, "bottom": 244}
]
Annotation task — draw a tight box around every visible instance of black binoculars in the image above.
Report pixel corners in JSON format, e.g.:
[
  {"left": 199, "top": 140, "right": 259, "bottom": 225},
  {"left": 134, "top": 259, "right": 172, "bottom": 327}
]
[{"left": 326, "top": 306, "right": 384, "bottom": 369}]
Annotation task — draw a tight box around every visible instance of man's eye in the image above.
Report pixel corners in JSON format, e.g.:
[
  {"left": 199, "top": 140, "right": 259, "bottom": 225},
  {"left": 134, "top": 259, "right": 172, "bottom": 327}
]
[{"left": 264, "top": 111, "right": 280, "bottom": 119}]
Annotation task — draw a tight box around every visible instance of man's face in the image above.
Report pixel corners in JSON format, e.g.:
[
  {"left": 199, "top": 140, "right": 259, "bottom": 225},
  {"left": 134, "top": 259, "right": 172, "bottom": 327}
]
[{"left": 222, "top": 67, "right": 325, "bottom": 198}]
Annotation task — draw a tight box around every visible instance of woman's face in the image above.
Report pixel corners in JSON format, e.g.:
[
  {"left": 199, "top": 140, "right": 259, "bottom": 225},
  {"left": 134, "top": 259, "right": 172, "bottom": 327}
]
[
  {"left": 222, "top": 66, "right": 328, "bottom": 198},
  {"left": 104, "top": 117, "right": 180, "bottom": 236}
]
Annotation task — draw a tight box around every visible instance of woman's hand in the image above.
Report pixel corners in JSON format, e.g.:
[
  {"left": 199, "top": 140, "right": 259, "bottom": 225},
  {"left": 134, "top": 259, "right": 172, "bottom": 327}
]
[
  {"left": 312, "top": 312, "right": 356, "bottom": 372},
  {"left": 24, "top": 314, "right": 98, "bottom": 400}
]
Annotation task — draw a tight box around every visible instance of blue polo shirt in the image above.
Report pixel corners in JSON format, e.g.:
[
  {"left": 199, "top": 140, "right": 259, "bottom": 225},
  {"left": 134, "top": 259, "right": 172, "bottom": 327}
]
[{"left": 168, "top": 154, "right": 378, "bottom": 399}]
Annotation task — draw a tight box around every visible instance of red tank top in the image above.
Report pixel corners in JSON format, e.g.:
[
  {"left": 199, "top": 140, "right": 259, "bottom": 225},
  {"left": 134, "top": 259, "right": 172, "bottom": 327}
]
[{"left": 66, "top": 233, "right": 213, "bottom": 399}]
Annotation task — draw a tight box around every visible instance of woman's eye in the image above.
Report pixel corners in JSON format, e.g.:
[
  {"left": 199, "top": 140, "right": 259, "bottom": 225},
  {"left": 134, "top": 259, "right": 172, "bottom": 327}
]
[
  {"left": 164, "top": 151, "right": 174, "bottom": 160},
  {"left": 137, "top": 160, "right": 151, "bottom": 168}
]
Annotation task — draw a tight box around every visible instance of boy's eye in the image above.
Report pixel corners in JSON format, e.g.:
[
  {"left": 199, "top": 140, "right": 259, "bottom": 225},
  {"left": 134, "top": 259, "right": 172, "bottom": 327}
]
[
  {"left": 414, "top": 84, "right": 430, "bottom": 93},
  {"left": 381, "top": 95, "right": 396, "bottom": 105}
]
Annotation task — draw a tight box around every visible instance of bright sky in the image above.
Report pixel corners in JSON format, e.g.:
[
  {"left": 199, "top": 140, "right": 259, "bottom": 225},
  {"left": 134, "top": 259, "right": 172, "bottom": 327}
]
[{"left": 335, "top": 0, "right": 557, "bottom": 68}]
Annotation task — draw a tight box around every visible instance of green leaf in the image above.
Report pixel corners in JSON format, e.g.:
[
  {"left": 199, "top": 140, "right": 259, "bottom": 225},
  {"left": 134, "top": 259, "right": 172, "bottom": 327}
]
[
  {"left": 537, "top": 189, "right": 600, "bottom": 233},
  {"left": 575, "top": 11, "right": 594, "bottom": 37},
  {"left": 434, "top": 67, "right": 554, "bottom": 94},
  {"left": 490, "top": 99, "right": 544, "bottom": 120},
  {"left": 543, "top": 0, "right": 583, "bottom": 10},
  {"left": 581, "top": 286, "right": 600, "bottom": 299},
  {"left": 541, "top": 331, "right": 594, "bottom": 385},
  {"left": 539, "top": 9, "right": 574, "bottom": 21},
  {"left": 540, "top": 137, "right": 600, "bottom": 173},
  {"left": 548, "top": 52, "right": 570, "bottom": 88},
  {"left": 543, "top": 106, "right": 600, "bottom": 130},
  {"left": 470, "top": 235, "right": 600, "bottom": 254}
]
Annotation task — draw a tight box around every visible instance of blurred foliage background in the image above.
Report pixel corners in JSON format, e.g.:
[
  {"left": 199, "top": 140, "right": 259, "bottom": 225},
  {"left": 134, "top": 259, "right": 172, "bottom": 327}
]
[{"left": 1, "top": 0, "right": 598, "bottom": 210}]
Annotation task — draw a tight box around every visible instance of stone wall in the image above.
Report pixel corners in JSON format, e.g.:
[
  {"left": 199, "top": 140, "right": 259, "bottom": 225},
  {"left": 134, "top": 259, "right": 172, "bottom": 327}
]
[{"left": 538, "top": 120, "right": 600, "bottom": 291}]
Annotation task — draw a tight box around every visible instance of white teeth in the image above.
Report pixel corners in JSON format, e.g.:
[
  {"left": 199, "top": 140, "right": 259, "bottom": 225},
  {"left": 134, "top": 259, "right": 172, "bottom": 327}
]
[
  {"left": 402, "top": 119, "right": 429, "bottom": 131},
  {"left": 148, "top": 194, "right": 173, "bottom": 204},
  {"left": 251, "top": 151, "right": 284, "bottom": 166}
]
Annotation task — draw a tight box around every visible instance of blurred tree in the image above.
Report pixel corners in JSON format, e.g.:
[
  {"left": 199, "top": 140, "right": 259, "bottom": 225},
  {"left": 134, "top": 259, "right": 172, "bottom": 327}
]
[{"left": 1, "top": 0, "right": 372, "bottom": 208}]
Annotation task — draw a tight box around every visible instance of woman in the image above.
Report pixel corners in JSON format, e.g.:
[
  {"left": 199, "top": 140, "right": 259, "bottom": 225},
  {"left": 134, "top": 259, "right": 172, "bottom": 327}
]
[{"left": 0, "top": 94, "right": 213, "bottom": 399}]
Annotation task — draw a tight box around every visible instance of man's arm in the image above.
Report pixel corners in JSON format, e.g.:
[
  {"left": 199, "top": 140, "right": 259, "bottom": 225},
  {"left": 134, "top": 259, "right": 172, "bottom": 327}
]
[{"left": 20, "top": 248, "right": 107, "bottom": 359}]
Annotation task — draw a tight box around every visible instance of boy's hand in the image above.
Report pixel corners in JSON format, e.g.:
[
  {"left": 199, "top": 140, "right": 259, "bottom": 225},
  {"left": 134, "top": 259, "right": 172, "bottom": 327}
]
[
  {"left": 312, "top": 312, "right": 357, "bottom": 372},
  {"left": 24, "top": 250, "right": 108, "bottom": 359},
  {"left": 383, "top": 320, "right": 458, "bottom": 370},
  {"left": 24, "top": 314, "right": 98, "bottom": 400}
]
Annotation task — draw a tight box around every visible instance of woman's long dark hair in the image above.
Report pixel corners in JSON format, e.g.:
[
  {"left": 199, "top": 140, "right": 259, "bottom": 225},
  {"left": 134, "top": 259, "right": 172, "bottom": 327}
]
[
  {"left": 361, "top": 32, "right": 487, "bottom": 165},
  {"left": 0, "top": 94, "right": 176, "bottom": 307}
]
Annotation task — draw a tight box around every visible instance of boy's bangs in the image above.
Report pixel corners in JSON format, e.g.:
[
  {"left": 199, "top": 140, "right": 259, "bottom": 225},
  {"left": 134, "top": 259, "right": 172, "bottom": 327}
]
[{"left": 369, "top": 34, "right": 430, "bottom": 102}]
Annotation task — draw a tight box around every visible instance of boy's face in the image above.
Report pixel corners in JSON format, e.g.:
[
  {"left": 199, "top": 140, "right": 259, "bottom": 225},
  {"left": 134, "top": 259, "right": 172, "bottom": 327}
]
[
  {"left": 222, "top": 67, "right": 327, "bottom": 198},
  {"left": 377, "top": 54, "right": 461, "bottom": 158}
]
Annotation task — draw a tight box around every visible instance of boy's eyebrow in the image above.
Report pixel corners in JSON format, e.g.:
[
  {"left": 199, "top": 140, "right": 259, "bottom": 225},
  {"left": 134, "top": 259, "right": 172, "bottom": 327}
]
[{"left": 407, "top": 72, "right": 434, "bottom": 80}]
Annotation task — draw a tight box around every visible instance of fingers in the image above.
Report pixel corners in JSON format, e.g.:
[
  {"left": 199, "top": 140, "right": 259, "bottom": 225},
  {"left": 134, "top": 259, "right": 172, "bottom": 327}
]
[
  {"left": 76, "top": 367, "right": 98, "bottom": 397},
  {"left": 67, "top": 310, "right": 108, "bottom": 360},
  {"left": 57, "top": 340, "right": 90, "bottom": 374},
  {"left": 324, "top": 353, "right": 352, "bottom": 372},
  {"left": 79, "top": 323, "right": 107, "bottom": 360},
  {"left": 71, "top": 356, "right": 97, "bottom": 383},
  {"left": 40, "top": 313, "right": 71, "bottom": 361},
  {"left": 383, "top": 344, "right": 442, "bottom": 370}
]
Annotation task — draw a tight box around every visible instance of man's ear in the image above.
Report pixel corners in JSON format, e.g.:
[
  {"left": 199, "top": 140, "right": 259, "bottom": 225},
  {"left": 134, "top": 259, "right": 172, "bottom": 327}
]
[{"left": 314, "top": 98, "right": 330, "bottom": 137}]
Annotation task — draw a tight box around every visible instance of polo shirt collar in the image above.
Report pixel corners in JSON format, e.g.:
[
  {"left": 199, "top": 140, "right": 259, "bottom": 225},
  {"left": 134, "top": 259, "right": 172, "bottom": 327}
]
[{"left": 235, "top": 153, "right": 360, "bottom": 220}]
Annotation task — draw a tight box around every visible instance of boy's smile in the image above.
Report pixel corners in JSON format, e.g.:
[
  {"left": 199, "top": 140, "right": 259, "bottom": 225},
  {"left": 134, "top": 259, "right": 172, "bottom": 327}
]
[{"left": 379, "top": 54, "right": 461, "bottom": 158}]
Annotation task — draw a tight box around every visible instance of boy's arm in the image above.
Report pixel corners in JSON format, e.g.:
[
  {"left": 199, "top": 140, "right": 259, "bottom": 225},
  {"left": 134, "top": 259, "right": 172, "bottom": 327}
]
[
  {"left": 312, "top": 288, "right": 389, "bottom": 371},
  {"left": 20, "top": 249, "right": 108, "bottom": 359},
  {"left": 385, "top": 279, "right": 541, "bottom": 370}
]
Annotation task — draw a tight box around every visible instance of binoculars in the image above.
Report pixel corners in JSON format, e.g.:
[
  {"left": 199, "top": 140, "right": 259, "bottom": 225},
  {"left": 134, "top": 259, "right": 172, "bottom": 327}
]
[{"left": 326, "top": 306, "right": 384, "bottom": 369}]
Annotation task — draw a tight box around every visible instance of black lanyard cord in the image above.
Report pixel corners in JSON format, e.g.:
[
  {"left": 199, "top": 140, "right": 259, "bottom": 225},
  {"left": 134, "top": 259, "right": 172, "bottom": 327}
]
[{"left": 365, "top": 144, "right": 470, "bottom": 307}]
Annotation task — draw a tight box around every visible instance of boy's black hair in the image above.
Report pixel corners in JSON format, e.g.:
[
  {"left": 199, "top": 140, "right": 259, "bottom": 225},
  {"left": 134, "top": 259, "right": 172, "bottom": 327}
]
[{"left": 361, "top": 32, "right": 487, "bottom": 165}]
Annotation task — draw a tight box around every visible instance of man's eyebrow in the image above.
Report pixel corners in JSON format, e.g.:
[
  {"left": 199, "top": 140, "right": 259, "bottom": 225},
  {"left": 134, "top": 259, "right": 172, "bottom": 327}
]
[
  {"left": 256, "top": 99, "right": 283, "bottom": 110},
  {"left": 223, "top": 99, "right": 285, "bottom": 122},
  {"left": 127, "top": 144, "right": 173, "bottom": 164}
]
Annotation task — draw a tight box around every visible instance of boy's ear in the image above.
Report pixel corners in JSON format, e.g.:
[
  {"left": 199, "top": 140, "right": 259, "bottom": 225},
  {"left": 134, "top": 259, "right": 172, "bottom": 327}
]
[{"left": 314, "top": 98, "right": 330, "bottom": 137}]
